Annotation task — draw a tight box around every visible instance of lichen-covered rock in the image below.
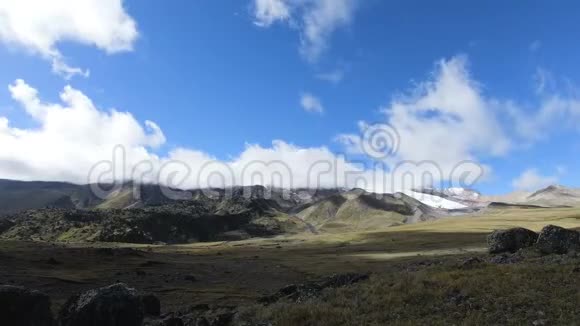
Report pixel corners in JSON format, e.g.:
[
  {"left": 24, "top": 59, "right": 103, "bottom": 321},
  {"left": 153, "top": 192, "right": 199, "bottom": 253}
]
[
  {"left": 58, "top": 283, "right": 144, "bottom": 326},
  {"left": 536, "top": 225, "right": 580, "bottom": 254},
  {"left": 487, "top": 228, "right": 538, "bottom": 254},
  {"left": 0, "top": 285, "right": 53, "bottom": 326}
]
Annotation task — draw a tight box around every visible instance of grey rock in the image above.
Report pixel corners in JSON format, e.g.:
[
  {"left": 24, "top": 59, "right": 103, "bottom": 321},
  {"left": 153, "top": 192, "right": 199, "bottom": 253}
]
[
  {"left": 536, "top": 225, "right": 580, "bottom": 254},
  {"left": 0, "top": 285, "right": 53, "bottom": 326},
  {"left": 489, "top": 253, "right": 523, "bottom": 265},
  {"left": 58, "top": 283, "right": 144, "bottom": 326},
  {"left": 487, "top": 228, "right": 538, "bottom": 254}
]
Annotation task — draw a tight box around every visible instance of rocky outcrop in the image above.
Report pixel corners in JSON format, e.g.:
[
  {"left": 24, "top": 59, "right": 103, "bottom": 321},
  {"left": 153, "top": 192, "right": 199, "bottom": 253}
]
[
  {"left": 58, "top": 283, "right": 144, "bottom": 326},
  {"left": 536, "top": 225, "right": 580, "bottom": 254},
  {"left": 259, "top": 273, "right": 369, "bottom": 304},
  {"left": 487, "top": 227, "right": 538, "bottom": 254},
  {"left": 0, "top": 285, "right": 54, "bottom": 326}
]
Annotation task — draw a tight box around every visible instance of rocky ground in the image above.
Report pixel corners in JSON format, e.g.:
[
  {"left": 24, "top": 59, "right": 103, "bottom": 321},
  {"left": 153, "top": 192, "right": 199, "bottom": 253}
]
[
  {"left": 2, "top": 224, "right": 580, "bottom": 325},
  {"left": 0, "top": 199, "right": 305, "bottom": 244}
]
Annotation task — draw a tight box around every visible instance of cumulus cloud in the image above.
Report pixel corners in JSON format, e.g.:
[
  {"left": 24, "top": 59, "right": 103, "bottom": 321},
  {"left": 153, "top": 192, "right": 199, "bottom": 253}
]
[
  {"left": 1, "top": 79, "right": 164, "bottom": 182},
  {"left": 0, "top": 0, "right": 138, "bottom": 78},
  {"left": 512, "top": 168, "right": 558, "bottom": 191},
  {"left": 0, "top": 79, "right": 356, "bottom": 189},
  {"left": 0, "top": 79, "right": 472, "bottom": 193},
  {"left": 338, "top": 56, "right": 510, "bottom": 178},
  {"left": 252, "top": 0, "right": 358, "bottom": 61},
  {"left": 300, "top": 93, "right": 325, "bottom": 114},
  {"left": 337, "top": 56, "right": 580, "bottom": 189},
  {"left": 3, "top": 56, "right": 578, "bottom": 194}
]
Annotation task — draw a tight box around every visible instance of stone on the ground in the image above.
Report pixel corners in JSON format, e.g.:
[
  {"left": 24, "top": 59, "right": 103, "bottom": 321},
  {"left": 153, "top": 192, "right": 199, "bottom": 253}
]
[
  {"left": 487, "top": 227, "right": 538, "bottom": 254},
  {"left": 0, "top": 285, "right": 53, "bottom": 326},
  {"left": 140, "top": 293, "right": 161, "bottom": 316},
  {"left": 536, "top": 225, "right": 580, "bottom": 254},
  {"left": 58, "top": 283, "right": 144, "bottom": 326}
]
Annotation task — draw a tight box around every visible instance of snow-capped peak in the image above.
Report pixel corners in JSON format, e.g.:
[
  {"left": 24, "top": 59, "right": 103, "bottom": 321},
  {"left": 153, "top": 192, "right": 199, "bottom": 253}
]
[{"left": 405, "top": 190, "right": 468, "bottom": 210}]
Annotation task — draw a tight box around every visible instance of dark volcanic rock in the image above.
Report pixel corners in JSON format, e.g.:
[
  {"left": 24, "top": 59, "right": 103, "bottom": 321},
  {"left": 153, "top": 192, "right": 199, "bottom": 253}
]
[
  {"left": 487, "top": 227, "right": 538, "bottom": 254},
  {"left": 0, "top": 285, "right": 53, "bottom": 326},
  {"left": 140, "top": 294, "right": 161, "bottom": 316},
  {"left": 319, "top": 273, "right": 369, "bottom": 288},
  {"left": 259, "top": 273, "right": 369, "bottom": 304},
  {"left": 58, "top": 283, "right": 144, "bottom": 326},
  {"left": 489, "top": 253, "right": 524, "bottom": 265},
  {"left": 536, "top": 225, "right": 580, "bottom": 254},
  {"left": 0, "top": 218, "right": 14, "bottom": 234},
  {"left": 459, "top": 257, "right": 485, "bottom": 269}
]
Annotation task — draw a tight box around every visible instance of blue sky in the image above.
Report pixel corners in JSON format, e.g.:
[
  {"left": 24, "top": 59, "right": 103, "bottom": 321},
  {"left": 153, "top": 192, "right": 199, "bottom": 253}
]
[{"left": 0, "top": 0, "right": 579, "bottom": 194}]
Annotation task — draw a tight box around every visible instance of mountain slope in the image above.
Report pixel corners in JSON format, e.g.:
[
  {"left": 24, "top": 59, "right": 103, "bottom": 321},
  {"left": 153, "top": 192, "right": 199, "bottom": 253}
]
[
  {"left": 295, "top": 189, "right": 447, "bottom": 232},
  {"left": 0, "top": 179, "right": 85, "bottom": 215},
  {"left": 409, "top": 187, "right": 482, "bottom": 208},
  {"left": 480, "top": 185, "right": 580, "bottom": 208},
  {"left": 525, "top": 185, "right": 580, "bottom": 207}
]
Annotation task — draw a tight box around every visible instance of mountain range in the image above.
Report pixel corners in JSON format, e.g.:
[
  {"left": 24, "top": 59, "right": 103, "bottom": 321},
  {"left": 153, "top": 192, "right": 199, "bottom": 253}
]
[{"left": 0, "top": 179, "right": 579, "bottom": 244}]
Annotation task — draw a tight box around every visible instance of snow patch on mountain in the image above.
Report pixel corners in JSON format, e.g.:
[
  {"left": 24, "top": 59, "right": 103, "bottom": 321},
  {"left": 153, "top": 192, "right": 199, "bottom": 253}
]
[{"left": 405, "top": 191, "right": 468, "bottom": 210}]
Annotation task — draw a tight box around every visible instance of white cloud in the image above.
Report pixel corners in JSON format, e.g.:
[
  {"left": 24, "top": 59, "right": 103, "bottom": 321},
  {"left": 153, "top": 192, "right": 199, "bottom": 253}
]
[
  {"left": 1, "top": 79, "right": 164, "bottom": 182},
  {"left": 316, "top": 69, "right": 344, "bottom": 84},
  {"left": 0, "top": 79, "right": 471, "bottom": 194},
  {"left": 506, "top": 91, "right": 580, "bottom": 142},
  {"left": 0, "top": 0, "right": 138, "bottom": 78},
  {"left": 300, "top": 93, "right": 325, "bottom": 114},
  {"left": 512, "top": 168, "right": 558, "bottom": 191},
  {"left": 252, "top": 0, "right": 358, "bottom": 61},
  {"left": 338, "top": 56, "right": 510, "bottom": 177},
  {"left": 0, "top": 79, "right": 354, "bottom": 189},
  {"left": 3, "top": 57, "right": 579, "bottom": 195},
  {"left": 337, "top": 55, "right": 580, "bottom": 186},
  {"left": 253, "top": 0, "right": 291, "bottom": 27}
]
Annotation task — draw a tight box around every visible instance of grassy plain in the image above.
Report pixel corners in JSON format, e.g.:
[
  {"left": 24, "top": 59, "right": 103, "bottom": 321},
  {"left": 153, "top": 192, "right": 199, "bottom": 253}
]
[{"left": 0, "top": 206, "right": 579, "bottom": 324}]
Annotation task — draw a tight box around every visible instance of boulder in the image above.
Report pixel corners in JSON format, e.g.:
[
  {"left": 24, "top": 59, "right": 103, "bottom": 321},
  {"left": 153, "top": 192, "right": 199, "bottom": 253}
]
[
  {"left": 0, "top": 285, "right": 53, "bottom": 326},
  {"left": 140, "top": 294, "right": 161, "bottom": 316},
  {"left": 58, "top": 283, "right": 144, "bottom": 326},
  {"left": 487, "top": 228, "right": 538, "bottom": 254},
  {"left": 536, "top": 225, "right": 580, "bottom": 254}
]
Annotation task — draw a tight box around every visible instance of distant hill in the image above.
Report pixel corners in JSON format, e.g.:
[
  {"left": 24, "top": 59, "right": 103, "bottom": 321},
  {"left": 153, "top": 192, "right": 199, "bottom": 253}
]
[
  {"left": 525, "top": 185, "right": 580, "bottom": 207},
  {"left": 0, "top": 179, "right": 91, "bottom": 216},
  {"left": 0, "top": 179, "right": 192, "bottom": 215},
  {"left": 481, "top": 185, "right": 580, "bottom": 208}
]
